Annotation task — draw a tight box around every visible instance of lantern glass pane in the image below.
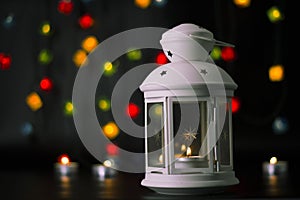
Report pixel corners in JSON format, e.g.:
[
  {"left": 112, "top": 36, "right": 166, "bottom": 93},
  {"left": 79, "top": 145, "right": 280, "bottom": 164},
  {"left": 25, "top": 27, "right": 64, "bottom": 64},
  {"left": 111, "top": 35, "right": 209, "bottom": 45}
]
[
  {"left": 147, "top": 103, "right": 165, "bottom": 168},
  {"left": 173, "top": 101, "right": 209, "bottom": 168},
  {"left": 217, "top": 98, "right": 231, "bottom": 166}
]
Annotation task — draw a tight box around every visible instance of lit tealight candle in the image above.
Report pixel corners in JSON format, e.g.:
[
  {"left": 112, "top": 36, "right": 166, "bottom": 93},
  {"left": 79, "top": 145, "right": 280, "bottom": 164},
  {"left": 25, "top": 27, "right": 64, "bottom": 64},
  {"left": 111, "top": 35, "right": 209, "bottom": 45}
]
[
  {"left": 92, "top": 159, "right": 117, "bottom": 181},
  {"left": 262, "top": 156, "right": 288, "bottom": 176},
  {"left": 54, "top": 154, "right": 78, "bottom": 176}
]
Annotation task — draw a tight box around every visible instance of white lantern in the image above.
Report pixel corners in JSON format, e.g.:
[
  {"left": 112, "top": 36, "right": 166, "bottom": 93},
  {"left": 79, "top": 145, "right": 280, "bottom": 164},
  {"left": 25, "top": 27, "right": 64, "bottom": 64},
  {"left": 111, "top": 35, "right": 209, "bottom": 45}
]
[{"left": 139, "top": 24, "right": 239, "bottom": 195}]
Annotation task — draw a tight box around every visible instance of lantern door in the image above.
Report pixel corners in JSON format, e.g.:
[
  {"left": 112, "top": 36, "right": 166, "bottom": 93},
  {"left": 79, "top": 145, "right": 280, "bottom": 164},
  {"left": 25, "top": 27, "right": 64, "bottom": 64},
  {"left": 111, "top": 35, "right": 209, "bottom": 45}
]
[
  {"left": 145, "top": 98, "right": 168, "bottom": 174},
  {"left": 168, "top": 97, "right": 214, "bottom": 174}
]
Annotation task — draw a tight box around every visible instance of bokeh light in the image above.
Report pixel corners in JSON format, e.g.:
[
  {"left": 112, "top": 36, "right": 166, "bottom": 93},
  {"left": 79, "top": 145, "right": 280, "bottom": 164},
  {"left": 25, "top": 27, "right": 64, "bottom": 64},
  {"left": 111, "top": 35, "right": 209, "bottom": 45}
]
[
  {"left": 0, "top": 53, "right": 12, "bottom": 70},
  {"left": 210, "top": 46, "right": 221, "bottom": 61},
  {"left": 40, "top": 77, "right": 53, "bottom": 92},
  {"left": 103, "top": 61, "right": 117, "bottom": 76},
  {"left": 64, "top": 101, "right": 74, "bottom": 115},
  {"left": 269, "top": 64, "right": 284, "bottom": 82},
  {"left": 39, "top": 21, "right": 53, "bottom": 36},
  {"left": 57, "top": 0, "right": 74, "bottom": 15},
  {"left": 78, "top": 13, "right": 94, "bottom": 29},
  {"left": 135, "top": 0, "right": 151, "bottom": 9},
  {"left": 73, "top": 49, "right": 88, "bottom": 67},
  {"left": 98, "top": 97, "right": 111, "bottom": 111},
  {"left": 126, "top": 103, "right": 140, "bottom": 119},
  {"left": 126, "top": 48, "right": 142, "bottom": 61},
  {"left": 26, "top": 92, "right": 43, "bottom": 111},
  {"left": 2, "top": 13, "right": 15, "bottom": 29},
  {"left": 81, "top": 35, "right": 98, "bottom": 53},
  {"left": 272, "top": 116, "right": 289, "bottom": 135},
  {"left": 20, "top": 122, "right": 34, "bottom": 136},
  {"left": 38, "top": 49, "right": 53, "bottom": 65},
  {"left": 103, "top": 122, "right": 120, "bottom": 140},
  {"left": 231, "top": 96, "right": 241, "bottom": 114},
  {"left": 153, "top": 0, "right": 168, "bottom": 7},
  {"left": 267, "top": 6, "right": 284, "bottom": 23},
  {"left": 106, "top": 143, "right": 119, "bottom": 156},
  {"left": 156, "top": 51, "right": 168, "bottom": 65},
  {"left": 221, "top": 47, "right": 236, "bottom": 62},
  {"left": 233, "top": 0, "right": 251, "bottom": 8}
]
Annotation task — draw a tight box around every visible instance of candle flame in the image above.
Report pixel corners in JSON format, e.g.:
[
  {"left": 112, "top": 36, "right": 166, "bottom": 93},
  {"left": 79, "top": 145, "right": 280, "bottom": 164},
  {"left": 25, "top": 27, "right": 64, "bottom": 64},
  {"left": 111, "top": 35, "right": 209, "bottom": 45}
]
[
  {"left": 159, "top": 154, "right": 163, "bottom": 163},
  {"left": 59, "top": 155, "right": 70, "bottom": 165},
  {"left": 181, "top": 144, "right": 186, "bottom": 152},
  {"left": 103, "top": 159, "right": 112, "bottom": 167},
  {"left": 186, "top": 147, "right": 192, "bottom": 156},
  {"left": 270, "top": 156, "right": 278, "bottom": 164}
]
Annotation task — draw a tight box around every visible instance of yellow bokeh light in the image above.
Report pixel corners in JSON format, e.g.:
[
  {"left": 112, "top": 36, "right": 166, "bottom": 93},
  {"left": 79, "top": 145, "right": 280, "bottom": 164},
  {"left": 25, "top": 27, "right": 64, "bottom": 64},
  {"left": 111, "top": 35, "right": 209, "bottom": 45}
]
[
  {"left": 233, "top": 0, "right": 251, "bottom": 8},
  {"left": 42, "top": 24, "right": 50, "bottom": 34},
  {"left": 81, "top": 36, "right": 99, "bottom": 53},
  {"left": 269, "top": 64, "right": 284, "bottom": 82},
  {"left": 40, "top": 22, "right": 52, "bottom": 36},
  {"left": 98, "top": 98, "right": 111, "bottom": 111},
  {"left": 104, "top": 62, "right": 113, "bottom": 71},
  {"left": 103, "top": 61, "right": 117, "bottom": 76},
  {"left": 135, "top": 0, "right": 151, "bottom": 9},
  {"left": 103, "top": 122, "right": 119, "bottom": 139},
  {"left": 154, "top": 105, "right": 162, "bottom": 116},
  {"left": 64, "top": 101, "right": 74, "bottom": 115},
  {"left": 267, "top": 6, "right": 284, "bottom": 23},
  {"left": 26, "top": 92, "right": 43, "bottom": 111},
  {"left": 73, "top": 49, "right": 88, "bottom": 67},
  {"left": 272, "top": 10, "right": 280, "bottom": 18}
]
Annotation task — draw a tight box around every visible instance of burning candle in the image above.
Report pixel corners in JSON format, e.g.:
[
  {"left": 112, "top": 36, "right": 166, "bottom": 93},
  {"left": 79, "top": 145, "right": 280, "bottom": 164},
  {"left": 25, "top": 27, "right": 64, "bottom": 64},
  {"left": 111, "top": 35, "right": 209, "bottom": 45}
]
[
  {"left": 92, "top": 159, "right": 117, "bottom": 181},
  {"left": 54, "top": 154, "right": 78, "bottom": 176},
  {"left": 186, "top": 147, "right": 192, "bottom": 157},
  {"left": 262, "top": 156, "right": 288, "bottom": 176},
  {"left": 175, "top": 146, "right": 208, "bottom": 168}
]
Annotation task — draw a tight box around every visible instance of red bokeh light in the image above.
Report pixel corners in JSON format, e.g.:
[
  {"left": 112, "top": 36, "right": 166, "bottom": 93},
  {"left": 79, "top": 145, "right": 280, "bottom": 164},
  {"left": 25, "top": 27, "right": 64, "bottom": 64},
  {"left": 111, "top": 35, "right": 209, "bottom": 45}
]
[
  {"left": 106, "top": 143, "right": 119, "bottom": 156},
  {"left": 155, "top": 52, "right": 168, "bottom": 65},
  {"left": 40, "top": 77, "right": 53, "bottom": 92},
  {"left": 221, "top": 47, "right": 236, "bottom": 62},
  {"left": 231, "top": 96, "right": 240, "bottom": 114},
  {"left": 126, "top": 103, "right": 140, "bottom": 119},
  {"left": 0, "top": 53, "right": 12, "bottom": 70},
  {"left": 57, "top": 0, "right": 74, "bottom": 15},
  {"left": 78, "top": 14, "right": 94, "bottom": 29}
]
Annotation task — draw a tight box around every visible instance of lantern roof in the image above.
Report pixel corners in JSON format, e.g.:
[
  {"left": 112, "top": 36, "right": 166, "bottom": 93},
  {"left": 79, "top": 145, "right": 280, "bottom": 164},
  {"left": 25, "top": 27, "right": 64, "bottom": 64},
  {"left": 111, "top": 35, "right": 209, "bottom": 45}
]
[{"left": 139, "top": 61, "right": 237, "bottom": 92}]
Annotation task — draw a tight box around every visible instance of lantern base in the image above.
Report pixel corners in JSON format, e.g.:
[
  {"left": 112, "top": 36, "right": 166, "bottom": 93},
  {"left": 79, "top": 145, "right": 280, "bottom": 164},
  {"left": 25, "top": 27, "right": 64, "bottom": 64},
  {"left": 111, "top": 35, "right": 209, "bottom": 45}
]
[{"left": 141, "top": 171, "right": 239, "bottom": 195}]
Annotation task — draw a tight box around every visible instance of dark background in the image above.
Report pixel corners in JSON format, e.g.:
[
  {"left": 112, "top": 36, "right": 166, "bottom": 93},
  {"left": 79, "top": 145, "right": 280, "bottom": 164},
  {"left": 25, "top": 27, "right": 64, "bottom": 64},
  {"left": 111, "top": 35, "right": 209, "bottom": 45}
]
[{"left": 0, "top": 1, "right": 294, "bottom": 198}]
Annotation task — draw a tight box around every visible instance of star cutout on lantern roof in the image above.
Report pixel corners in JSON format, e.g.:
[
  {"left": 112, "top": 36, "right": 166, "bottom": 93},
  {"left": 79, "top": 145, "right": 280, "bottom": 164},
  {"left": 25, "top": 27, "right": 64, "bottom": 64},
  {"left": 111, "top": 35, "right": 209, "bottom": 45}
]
[
  {"left": 160, "top": 70, "right": 167, "bottom": 76},
  {"left": 200, "top": 69, "right": 208, "bottom": 75}
]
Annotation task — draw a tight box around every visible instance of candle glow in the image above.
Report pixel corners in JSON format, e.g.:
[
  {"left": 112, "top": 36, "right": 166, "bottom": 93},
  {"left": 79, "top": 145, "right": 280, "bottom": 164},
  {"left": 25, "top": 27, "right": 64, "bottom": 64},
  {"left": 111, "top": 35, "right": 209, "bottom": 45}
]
[
  {"left": 60, "top": 155, "right": 70, "bottom": 165},
  {"left": 270, "top": 157, "right": 277, "bottom": 165},
  {"left": 186, "top": 147, "right": 192, "bottom": 156}
]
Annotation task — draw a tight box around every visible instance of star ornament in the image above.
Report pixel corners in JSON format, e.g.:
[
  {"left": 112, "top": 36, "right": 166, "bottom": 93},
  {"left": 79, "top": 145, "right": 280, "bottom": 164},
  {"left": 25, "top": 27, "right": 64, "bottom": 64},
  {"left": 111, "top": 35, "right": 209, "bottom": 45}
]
[
  {"left": 167, "top": 50, "right": 173, "bottom": 57},
  {"left": 182, "top": 128, "right": 198, "bottom": 141},
  {"left": 200, "top": 69, "right": 208, "bottom": 75},
  {"left": 160, "top": 70, "right": 167, "bottom": 76}
]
